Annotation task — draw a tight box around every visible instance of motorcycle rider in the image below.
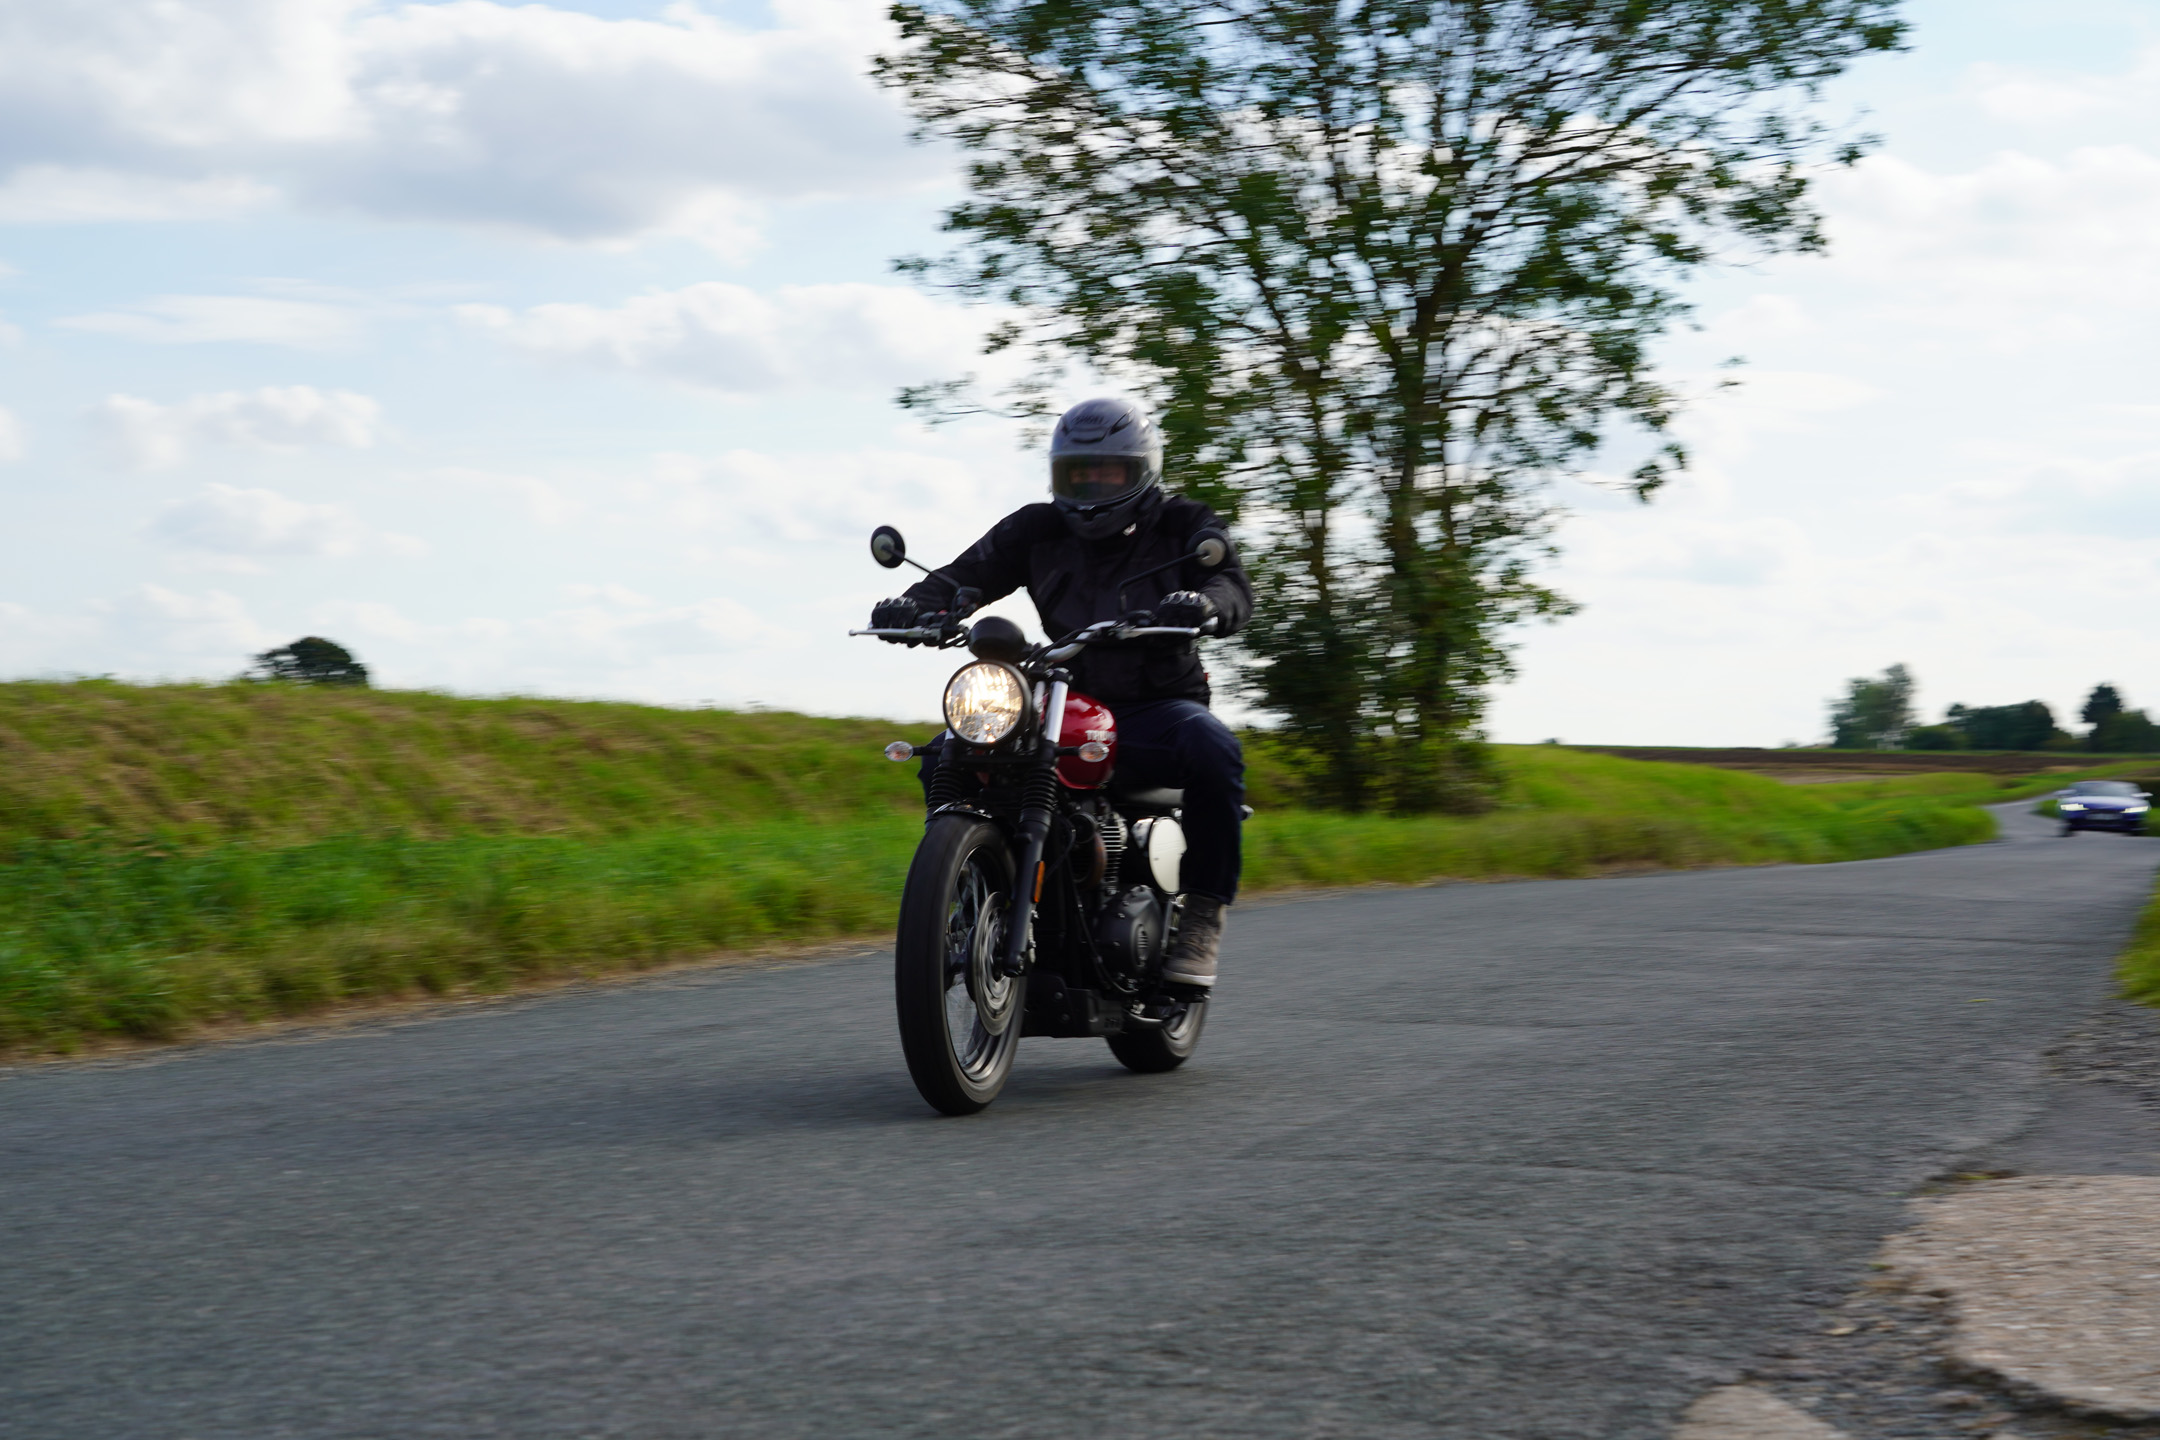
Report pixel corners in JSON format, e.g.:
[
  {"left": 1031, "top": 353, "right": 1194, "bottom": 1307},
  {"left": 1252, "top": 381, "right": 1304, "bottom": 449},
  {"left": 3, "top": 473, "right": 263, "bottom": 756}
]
[{"left": 869, "top": 397, "right": 1253, "bottom": 988}]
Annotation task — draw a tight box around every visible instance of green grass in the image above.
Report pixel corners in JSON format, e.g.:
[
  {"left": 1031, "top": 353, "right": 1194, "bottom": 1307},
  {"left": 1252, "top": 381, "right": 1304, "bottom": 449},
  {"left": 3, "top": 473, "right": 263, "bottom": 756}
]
[
  {"left": 2122, "top": 881, "right": 2160, "bottom": 1005},
  {"left": 0, "top": 679, "right": 2118, "bottom": 1054},
  {"left": 0, "top": 678, "right": 926, "bottom": 845},
  {"left": 0, "top": 821, "right": 922, "bottom": 1050},
  {"left": 1240, "top": 750, "right": 2156, "bottom": 891}
]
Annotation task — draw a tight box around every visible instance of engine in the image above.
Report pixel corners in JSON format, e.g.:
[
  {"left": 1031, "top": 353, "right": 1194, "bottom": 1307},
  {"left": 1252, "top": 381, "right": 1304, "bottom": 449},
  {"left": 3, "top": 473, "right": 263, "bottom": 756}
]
[
  {"left": 1073, "top": 797, "right": 1180, "bottom": 984},
  {"left": 1096, "top": 807, "right": 1128, "bottom": 897},
  {"left": 1092, "top": 885, "right": 1165, "bottom": 984}
]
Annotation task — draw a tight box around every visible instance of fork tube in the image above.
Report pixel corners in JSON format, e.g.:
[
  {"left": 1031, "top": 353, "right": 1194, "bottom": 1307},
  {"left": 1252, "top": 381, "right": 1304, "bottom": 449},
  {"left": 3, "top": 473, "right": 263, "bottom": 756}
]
[{"left": 999, "top": 679, "right": 1068, "bottom": 977}]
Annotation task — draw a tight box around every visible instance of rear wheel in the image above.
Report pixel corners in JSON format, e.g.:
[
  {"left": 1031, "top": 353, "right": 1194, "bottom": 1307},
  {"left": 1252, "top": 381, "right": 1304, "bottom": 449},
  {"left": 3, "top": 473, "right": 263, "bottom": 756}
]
[
  {"left": 894, "top": 816, "right": 1023, "bottom": 1115},
  {"left": 1106, "top": 997, "right": 1207, "bottom": 1074}
]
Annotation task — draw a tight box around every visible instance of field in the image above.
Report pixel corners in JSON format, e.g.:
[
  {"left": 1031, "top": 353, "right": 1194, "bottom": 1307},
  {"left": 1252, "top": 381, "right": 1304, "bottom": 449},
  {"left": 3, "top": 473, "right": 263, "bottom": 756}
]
[
  {"left": 0, "top": 680, "right": 2132, "bottom": 1055},
  {"left": 1571, "top": 745, "right": 2160, "bottom": 786}
]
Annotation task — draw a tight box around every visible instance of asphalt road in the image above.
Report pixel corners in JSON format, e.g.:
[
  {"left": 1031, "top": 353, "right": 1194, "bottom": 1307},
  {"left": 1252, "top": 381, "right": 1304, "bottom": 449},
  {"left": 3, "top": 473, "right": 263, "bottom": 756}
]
[{"left": 5, "top": 804, "right": 2156, "bottom": 1439}]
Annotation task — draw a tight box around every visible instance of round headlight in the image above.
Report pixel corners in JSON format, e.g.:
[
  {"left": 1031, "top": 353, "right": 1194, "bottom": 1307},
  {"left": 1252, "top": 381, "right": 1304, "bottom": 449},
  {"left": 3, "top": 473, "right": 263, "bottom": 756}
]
[{"left": 944, "top": 662, "right": 1029, "bottom": 745}]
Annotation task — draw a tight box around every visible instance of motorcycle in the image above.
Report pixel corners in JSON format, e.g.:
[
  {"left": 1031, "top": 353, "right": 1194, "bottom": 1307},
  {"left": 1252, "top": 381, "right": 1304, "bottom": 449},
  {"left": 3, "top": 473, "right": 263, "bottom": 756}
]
[{"left": 852, "top": 523, "right": 1238, "bottom": 1115}]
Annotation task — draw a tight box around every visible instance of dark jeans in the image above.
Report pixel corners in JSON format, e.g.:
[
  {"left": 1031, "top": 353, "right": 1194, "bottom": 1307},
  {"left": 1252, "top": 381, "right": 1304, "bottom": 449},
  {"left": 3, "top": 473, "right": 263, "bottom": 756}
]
[{"left": 919, "top": 697, "right": 1245, "bottom": 903}]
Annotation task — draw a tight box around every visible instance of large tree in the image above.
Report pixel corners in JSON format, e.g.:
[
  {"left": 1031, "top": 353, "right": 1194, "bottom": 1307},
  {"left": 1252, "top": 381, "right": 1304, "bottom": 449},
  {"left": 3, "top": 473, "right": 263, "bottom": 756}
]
[
  {"left": 245, "top": 637, "right": 370, "bottom": 687},
  {"left": 2080, "top": 683, "right": 2124, "bottom": 728},
  {"left": 1828, "top": 662, "right": 1913, "bottom": 749},
  {"left": 880, "top": 0, "right": 1904, "bottom": 810}
]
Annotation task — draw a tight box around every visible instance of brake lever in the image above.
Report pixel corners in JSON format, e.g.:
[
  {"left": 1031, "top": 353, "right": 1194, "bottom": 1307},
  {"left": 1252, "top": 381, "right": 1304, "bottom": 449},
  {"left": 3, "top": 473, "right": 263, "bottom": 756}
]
[{"left": 849, "top": 626, "right": 950, "bottom": 644}]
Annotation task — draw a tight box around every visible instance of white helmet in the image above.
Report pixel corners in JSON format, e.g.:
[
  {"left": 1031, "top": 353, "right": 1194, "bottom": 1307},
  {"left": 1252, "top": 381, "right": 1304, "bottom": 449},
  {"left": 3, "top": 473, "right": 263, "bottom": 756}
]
[{"left": 1048, "top": 397, "right": 1163, "bottom": 539}]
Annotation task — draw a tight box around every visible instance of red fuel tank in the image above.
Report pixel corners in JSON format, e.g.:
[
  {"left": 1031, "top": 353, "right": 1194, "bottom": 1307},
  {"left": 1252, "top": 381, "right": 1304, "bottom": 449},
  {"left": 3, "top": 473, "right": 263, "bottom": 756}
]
[{"left": 1055, "top": 690, "right": 1116, "bottom": 789}]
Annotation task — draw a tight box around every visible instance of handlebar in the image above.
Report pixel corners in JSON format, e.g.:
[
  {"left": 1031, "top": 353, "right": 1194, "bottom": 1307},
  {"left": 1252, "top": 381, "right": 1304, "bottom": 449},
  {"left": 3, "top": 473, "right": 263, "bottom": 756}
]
[
  {"left": 848, "top": 617, "right": 1210, "bottom": 655},
  {"left": 848, "top": 626, "right": 965, "bottom": 644},
  {"left": 1041, "top": 621, "right": 1206, "bottom": 662}
]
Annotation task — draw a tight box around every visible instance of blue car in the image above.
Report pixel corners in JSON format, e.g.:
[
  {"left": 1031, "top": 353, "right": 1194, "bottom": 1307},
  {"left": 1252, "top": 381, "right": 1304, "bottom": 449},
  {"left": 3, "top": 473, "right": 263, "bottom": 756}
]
[{"left": 2054, "top": 780, "right": 2152, "bottom": 836}]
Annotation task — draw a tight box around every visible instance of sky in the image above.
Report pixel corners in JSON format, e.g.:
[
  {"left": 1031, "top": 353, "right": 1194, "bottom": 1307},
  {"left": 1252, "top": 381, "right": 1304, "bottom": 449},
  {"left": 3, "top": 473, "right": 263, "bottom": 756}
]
[{"left": 0, "top": 0, "right": 2154, "bottom": 744}]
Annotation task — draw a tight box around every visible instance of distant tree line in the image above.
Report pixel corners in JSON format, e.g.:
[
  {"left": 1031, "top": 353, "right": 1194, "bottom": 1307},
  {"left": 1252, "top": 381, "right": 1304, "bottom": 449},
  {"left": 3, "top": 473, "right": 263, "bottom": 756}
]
[{"left": 1828, "top": 666, "right": 2160, "bottom": 753}]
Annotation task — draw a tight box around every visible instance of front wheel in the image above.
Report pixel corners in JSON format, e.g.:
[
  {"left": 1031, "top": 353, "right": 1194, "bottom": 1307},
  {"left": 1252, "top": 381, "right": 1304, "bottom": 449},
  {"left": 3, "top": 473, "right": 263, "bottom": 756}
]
[
  {"left": 895, "top": 815, "right": 1024, "bottom": 1115},
  {"left": 1107, "top": 997, "right": 1208, "bottom": 1074}
]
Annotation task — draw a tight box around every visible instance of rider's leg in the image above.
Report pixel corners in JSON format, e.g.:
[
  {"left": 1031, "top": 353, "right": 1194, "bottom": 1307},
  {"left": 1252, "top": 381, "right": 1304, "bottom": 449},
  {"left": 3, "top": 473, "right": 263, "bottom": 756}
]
[{"left": 1111, "top": 699, "right": 1243, "bottom": 985}]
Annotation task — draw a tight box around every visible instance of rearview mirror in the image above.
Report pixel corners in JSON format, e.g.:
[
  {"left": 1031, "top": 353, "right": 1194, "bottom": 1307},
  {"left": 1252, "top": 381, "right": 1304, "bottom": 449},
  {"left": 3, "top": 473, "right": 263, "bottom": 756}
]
[
  {"left": 870, "top": 525, "right": 907, "bottom": 570},
  {"left": 1191, "top": 529, "right": 1234, "bottom": 569}
]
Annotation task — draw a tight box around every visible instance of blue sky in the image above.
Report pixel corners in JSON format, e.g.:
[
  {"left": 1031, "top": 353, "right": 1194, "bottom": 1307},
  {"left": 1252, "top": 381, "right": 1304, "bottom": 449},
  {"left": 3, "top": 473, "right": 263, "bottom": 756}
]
[{"left": 1, "top": 0, "right": 2156, "bottom": 744}]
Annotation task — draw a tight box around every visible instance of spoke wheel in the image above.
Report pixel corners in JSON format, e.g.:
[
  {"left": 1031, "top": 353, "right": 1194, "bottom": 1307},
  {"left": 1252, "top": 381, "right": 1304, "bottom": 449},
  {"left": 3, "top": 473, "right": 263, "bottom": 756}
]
[{"left": 895, "top": 816, "right": 1024, "bottom": 1114}]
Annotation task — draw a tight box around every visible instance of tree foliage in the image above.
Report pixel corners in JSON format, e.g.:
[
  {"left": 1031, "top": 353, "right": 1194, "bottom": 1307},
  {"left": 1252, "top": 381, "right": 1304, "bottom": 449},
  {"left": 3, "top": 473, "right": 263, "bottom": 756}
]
[
  {"left": 2083, "top": 686, "right": 2160, "bottom": 753},
  {"left": 2080, "top": 683, "right": 2124, "bottom": 727},
  {"left": 1828, "top": 663, "right": 1914, "bottom": 749},
  {"left": 245, "top": 637, "right": 370, "bottom": 688},
  {"left": 2091, "top": 710, "right": 2160, "bottom": 754},
  {"left": 1945, "top": 700, "right": 2064, "bottom": 753},
  {"left": 879, "top": 0, "right": 1903, "bottom": 810},
  {"left": 1903, "top": 722, "right": 1966, "bottom": 751}
]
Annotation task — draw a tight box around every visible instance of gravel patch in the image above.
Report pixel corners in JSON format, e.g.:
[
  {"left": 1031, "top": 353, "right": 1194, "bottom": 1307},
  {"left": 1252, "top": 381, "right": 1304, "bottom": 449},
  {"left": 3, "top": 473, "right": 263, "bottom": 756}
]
[
  {"left": 1885, "top": 1177, "right": 2160, "bottom": 1419},
  {"left": 1732, "top": 1263, "right": 2160, "bottom": 1440},
  {"left": 1678, "top": 1385, "right": 1860, "bottom": 1438},
  {"left": 1707, "top": 998, "right": 2160, "bottom": 1440},
  {"left": 2048, "top": 1001, "right": 2160, "bottom": 1111}
]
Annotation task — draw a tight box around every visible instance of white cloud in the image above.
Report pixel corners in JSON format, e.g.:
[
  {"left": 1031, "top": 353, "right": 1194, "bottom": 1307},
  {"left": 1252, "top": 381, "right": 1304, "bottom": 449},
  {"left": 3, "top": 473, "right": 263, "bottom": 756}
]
[
  {"left": 459, "top": 282, "right": 993, "bottom": 394},
  {"left": 311, "top": 588, "right": 792, "bottom": 697},
  {"left": 154, "top": 483, "right": 361, "bottom": 560},
  {"left": 1971, "top": 45, "right": 2160, "bottom": 126},
  {"left": 0, "top": 168, "right": 279, "bottom": 224},
  {"left": 0, "top": 0, "right": 932, "bottom": 248},
  {"left": 1563, "top": 514, "right": 1810, "bottom": 589},
  {"left": 1817, "top": 146, "right": 2160, "bottom": 343},
  {"left": 0, "top": 405, "right": 21, "bottom": 462},
  {"left": 91, "top": 385, "right": 382, "bottom": 469},
  {"left": 60, "top": 294, "right": 364, "bottom": 347},
  {"left": 150, "top": 482, "right": 423, "bottom": 569},
  {"left": 650, "top": 440, "right": 1027, "bottom": 552},
  {"left": 0, "top": 599, "right": 97, "bottom": 677},
  {"left": 94, "top": 585, "right": 279, "bottom": 676},
  {"left": 424, "top": 466, "right": 581, "bottom": 527}
]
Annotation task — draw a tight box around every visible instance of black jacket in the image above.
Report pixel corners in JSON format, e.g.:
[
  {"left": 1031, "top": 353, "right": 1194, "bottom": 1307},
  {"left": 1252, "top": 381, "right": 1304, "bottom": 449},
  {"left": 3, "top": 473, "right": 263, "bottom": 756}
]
[{"left": 903, "top": 490, "right": 1253, "bottom": 704}]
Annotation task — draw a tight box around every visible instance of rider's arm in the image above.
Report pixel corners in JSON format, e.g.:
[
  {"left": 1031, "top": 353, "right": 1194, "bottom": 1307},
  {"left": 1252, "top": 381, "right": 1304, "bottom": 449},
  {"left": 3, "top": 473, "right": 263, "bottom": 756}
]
[
  {"left": 1183, "top": 503, "right": 1254, "bottom": 638},
  {"left": 900, "top": 505, "right": 1060, "bottom": 613},
  {"left": 1196, "top": 568, "right": 1252, "bottom": 638}
]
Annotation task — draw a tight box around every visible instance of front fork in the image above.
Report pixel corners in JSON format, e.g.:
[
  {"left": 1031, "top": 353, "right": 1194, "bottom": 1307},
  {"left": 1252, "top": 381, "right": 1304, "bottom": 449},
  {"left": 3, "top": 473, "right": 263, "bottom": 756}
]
[{"left": 999, "top": 675, "right": 1069, "bottom": 978}]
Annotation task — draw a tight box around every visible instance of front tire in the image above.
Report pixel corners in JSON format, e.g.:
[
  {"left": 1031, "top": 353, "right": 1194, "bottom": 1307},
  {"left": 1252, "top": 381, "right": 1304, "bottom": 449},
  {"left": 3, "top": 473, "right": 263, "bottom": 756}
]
[
  {"left": 895, "top": 815, "right": 1023, "bottom": 1115},
  {"left": 1107, "top": 998, "right": 1208, "bottom": 1074}
]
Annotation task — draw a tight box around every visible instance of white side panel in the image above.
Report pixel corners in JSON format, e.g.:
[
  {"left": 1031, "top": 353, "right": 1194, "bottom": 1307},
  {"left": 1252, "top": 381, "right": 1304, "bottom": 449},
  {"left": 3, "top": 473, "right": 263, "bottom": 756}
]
[{"left": 1146, "top": 817, "right": 1186, "bottom": 894}]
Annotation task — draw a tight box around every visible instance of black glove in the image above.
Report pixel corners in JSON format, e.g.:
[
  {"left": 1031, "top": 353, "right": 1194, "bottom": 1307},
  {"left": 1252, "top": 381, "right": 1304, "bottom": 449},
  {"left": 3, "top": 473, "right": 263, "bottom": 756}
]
[
  {"left": 870, "top": 596, "right": 920, "bottom": 643},
  {"left": 1155, "top": 590, "right": 1219, "bottom": 632}
]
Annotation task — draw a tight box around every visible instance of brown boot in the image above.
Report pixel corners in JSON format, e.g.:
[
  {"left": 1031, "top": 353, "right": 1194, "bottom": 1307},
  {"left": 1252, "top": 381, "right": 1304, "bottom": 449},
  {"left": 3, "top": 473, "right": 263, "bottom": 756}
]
[{"left": 1161, "top": 895, "right": 1226, "bottom": 987}]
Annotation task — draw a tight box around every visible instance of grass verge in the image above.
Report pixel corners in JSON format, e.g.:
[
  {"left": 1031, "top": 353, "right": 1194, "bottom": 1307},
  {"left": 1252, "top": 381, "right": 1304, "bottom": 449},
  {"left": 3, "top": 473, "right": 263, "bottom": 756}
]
[
  {"left": 0, "top": 821, "right": 920, "bottom": 1050},
  {"left": 0, "top": 681, "right": 2098, "bottom": 1055},
  {"left": 2122, "top": 881, "right": 2160, "bottom": 1006}
]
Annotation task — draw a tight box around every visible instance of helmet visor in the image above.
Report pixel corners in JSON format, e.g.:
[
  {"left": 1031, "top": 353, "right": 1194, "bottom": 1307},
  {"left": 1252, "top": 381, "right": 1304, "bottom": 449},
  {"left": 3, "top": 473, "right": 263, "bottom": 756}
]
[{"left": 1051, "top": 456, "right": 1145, "bottom": 508}]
